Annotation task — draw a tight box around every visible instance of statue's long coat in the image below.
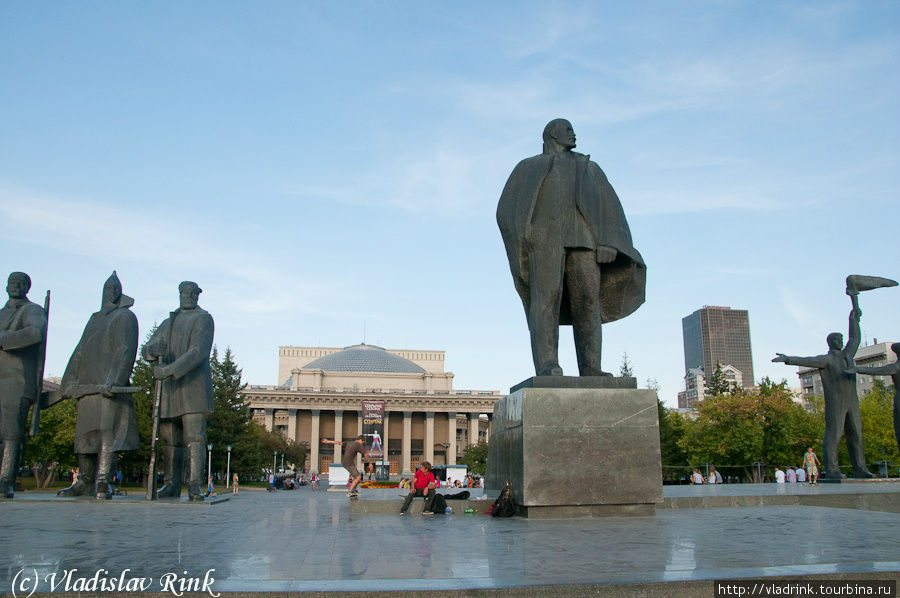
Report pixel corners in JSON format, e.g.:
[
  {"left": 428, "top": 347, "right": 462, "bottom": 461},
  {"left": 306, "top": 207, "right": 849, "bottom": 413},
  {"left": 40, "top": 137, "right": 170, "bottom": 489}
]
[
  {"left": 62, "top": 296, "right": 139, "bottom": 453},
  {"left": 0, "top": 298, "right": 46, "bottom": 439},
  {"left": 143, "top": 307, "right": 214, "bottom": 419},
  {"left": 497, "top": 151, "right": 646, "bottom": 324}
]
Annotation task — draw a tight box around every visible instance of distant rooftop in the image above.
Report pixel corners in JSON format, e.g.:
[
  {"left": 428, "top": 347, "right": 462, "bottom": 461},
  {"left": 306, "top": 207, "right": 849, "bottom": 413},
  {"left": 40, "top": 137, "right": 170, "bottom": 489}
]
[{"left": 300, "top": 344, "right": 426, "bottom": 374}]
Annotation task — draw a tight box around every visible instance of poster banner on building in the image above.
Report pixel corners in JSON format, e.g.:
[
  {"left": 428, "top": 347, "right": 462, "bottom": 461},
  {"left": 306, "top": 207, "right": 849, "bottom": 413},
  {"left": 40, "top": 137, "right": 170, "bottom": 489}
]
[{"left": 361, "top": 400, "right": 385, "bottom": 459}]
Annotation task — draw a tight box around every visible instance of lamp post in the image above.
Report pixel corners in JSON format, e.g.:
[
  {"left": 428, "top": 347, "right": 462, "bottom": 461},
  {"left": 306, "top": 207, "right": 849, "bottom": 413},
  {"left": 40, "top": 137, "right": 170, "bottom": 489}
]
[
  {"left": 280, "top": 452, "right": 285, "bottom": 472},
  {"left": 225, "top": 444, "right": 232, "bottom": 487},
  {"left": 207, "top": 443, "right": 213, "bottom": 483},
  {"left": 273, "top": 450, "right": 277, "bottom": 474}
]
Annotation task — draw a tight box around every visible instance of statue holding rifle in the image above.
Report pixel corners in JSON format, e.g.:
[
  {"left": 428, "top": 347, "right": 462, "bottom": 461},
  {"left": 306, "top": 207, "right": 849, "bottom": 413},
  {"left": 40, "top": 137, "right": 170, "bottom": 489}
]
[
  {"left": 57, "top": 272, "right": 140, "bottom": 499},
  {"left": 0, "top": 272, "right": 48, "bottom": 499},
  {"left": 142, "top": 281, "right": 214, "bottom": 501}
]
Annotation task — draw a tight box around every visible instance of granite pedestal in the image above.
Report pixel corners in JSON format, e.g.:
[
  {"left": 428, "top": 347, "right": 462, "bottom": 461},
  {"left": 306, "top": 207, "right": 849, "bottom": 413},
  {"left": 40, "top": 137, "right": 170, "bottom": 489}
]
[{"left": 486, "top": 379, "right": 663, "bottom": 518}]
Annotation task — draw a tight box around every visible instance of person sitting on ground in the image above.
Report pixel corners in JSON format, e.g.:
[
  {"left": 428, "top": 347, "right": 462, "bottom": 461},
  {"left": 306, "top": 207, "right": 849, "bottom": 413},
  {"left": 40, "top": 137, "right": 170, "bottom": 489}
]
[
  {"left": 774, "top": 467, "right": 786, "bottom": 483},
  {"left": 795, "top": 466, "right": 806, "bottom": 484},
  {"left": 690, "top": 468, "right": 704, "bottom": 484},
  {"left": 400, "top": 461, "right": 437, "bottom": 516},
  {"left": 786, "top": 467, "right": 797, "bottom": 483}
]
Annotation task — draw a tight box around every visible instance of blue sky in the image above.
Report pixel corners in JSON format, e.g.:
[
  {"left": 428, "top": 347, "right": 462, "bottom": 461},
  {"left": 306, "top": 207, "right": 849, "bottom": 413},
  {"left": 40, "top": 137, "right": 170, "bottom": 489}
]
[{"left": 2, "top": 2, "right": 898, "bottom": 406}]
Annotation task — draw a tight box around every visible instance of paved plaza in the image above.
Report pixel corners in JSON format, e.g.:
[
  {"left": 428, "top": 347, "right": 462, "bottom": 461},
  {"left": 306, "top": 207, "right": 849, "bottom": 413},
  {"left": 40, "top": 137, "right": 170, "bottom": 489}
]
[{"left": 1, "top": 482, "right": 898, "bottom": 596}]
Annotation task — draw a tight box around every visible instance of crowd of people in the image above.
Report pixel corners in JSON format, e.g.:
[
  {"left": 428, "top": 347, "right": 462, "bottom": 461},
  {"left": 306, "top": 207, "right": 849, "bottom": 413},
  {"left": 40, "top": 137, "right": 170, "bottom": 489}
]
[{"left": 689, "top": 447, "right": 823, "bottom": 485}]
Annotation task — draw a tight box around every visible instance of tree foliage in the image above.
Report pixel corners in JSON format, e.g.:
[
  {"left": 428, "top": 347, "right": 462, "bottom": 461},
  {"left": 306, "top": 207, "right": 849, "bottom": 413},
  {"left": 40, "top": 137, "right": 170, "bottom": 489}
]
[
  {"left": 23, "top": 399, "right": 76, "bottom": 487},
  {"left": 858, "top": 380, "right": 899, "bottom": 467},
  {"left": 619, "top": 352, "right": 634, "bottom": 378},
  {"left": 460, "top": 440, "right": 489, "bottom": 475},
  {"left": 705, "top": 363, "right": 733, "bottom": 397},
  {"left": 678, "top": 378, "right": 822, "bottom": 480}
]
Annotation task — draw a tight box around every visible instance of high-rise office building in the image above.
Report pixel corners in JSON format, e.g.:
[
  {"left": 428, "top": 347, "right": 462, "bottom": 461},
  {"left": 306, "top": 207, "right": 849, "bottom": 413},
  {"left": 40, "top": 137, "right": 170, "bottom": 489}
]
[{"left": 682, "top": 306, "right": 754, "bottom": 391}]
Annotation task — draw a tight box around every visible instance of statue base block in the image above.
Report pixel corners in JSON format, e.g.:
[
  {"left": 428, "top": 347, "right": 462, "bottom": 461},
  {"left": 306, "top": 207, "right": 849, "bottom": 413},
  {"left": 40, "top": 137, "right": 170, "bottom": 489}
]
[{"left": 486, "top": 386, "right": 662, "bottom": 518}]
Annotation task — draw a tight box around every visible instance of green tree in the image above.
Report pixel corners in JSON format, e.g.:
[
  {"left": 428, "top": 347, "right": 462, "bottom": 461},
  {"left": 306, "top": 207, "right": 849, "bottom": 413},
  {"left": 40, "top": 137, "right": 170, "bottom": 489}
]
[
  {"left": 116, "top": 345, "right": 156, "bottom": 483},
  {"left": 658, "top": 399, "right": 687, "bottom": 471},
  {"left": 678, "top": 378, "right": 821, "bottom": 481},
  {"left": 23, "top": 399, "right": 76, "bottom": 487},
  {"left": 859, "top": 381, "right": 899, "bottom": 470},
  {"left": 460, "top": 440, "right": 489, "bottom": 475},
  {"left": 207, "top": 346, "right": 251, "bottom": 476},
  {"left": 619, "top": 352, "right": 634, "bottom": 377},
  {"left": 705, "top": 362, "right": 733, "bottom": 397}
]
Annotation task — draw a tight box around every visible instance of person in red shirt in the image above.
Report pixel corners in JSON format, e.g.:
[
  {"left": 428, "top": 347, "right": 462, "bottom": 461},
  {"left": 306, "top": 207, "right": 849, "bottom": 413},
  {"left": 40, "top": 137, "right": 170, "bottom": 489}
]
[{"left": 400, "top": 461, "right": 437, "bottom": 515}]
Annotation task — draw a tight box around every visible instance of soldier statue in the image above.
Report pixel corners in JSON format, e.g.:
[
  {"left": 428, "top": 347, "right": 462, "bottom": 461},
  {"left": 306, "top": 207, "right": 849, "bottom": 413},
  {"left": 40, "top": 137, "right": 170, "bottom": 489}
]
[
  {"left": 57, "top": 272, "right": 140, "bottom": 499},
  {"left": 0, "top": 272, "right": 48, "bottom": 498},
  {"left": 142, "top": 281, "right": 214, "bottom": 501}
]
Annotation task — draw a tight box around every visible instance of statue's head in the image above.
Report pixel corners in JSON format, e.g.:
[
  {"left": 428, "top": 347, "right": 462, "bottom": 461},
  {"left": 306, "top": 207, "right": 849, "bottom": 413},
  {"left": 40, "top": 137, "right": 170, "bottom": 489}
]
[
  {"left": 542, "top": 118, "right": 576, "bottom": 154},
  {"left": 6, "top": 272, "right": 31, "bottom": 299},
  {"left": 891, "top": 342, "right": 900, "bottom": 358},
  {"left": 178, "top": 281, "right": 202, "bottom": 310},
  {"left": 102, "top": 271, "right": 123, "bottom": 306},
  {"left": 827, "top": 332, "right": 843, "bottom": 351}
]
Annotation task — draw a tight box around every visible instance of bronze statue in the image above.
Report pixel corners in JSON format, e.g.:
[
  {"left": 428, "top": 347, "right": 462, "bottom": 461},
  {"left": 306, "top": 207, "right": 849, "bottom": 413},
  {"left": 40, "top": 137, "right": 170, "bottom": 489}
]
[
  {"left": 0, "top": 272, "right": 48, "bottom": 498},
  {"left": 142, "top": 281, "right": 214, "bottom": 501},
  {"left": 773, "top": 275, "right": 896, "bottom": 479},
  {"left": 57, "top": 272, "right": 140, "bottom": 499},
  {"left": 497, "top": 119, "right": 646, "bottom": 376}
]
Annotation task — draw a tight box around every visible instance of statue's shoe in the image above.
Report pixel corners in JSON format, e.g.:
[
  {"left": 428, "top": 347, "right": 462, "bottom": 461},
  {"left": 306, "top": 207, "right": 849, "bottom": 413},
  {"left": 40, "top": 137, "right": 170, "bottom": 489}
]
[
  {"left": 95, "top": 481, "right": 112, "bottom": 500},
  {"left": 58, "top": 480, "right": 89, "bottom": 497},
  {"left": 187, "top": 483, "right": 204, "bottom": 501},
  {"left": 155, "top": 483, "right": 181, "bottom": 498}
]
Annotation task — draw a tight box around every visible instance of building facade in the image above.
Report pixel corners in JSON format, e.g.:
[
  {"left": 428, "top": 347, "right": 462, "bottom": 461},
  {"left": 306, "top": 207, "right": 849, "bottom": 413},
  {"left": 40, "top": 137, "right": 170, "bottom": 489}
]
[
  {"left": 680, "top": 306, "right": 754, "bottom": 406},
  {"left": 798, "top": 341, "right": 897, "bottom": 402},
  {"left": 244, "top": 344, "right": 499, "bottom": 476}
]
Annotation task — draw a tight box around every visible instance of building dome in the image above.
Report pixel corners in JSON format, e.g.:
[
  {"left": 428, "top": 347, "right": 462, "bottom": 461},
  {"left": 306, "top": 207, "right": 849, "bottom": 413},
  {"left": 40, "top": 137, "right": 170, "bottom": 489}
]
[{"left": 301, "top": 344, "right": 425, "bottom": 374}]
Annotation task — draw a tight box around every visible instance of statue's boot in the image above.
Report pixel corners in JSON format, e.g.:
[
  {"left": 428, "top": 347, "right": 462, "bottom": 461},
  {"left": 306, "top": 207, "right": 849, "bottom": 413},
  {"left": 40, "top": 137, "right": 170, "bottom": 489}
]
[
  {"left": 58, "top": 454, "right": 94, "bottom": 497},
  {"left": 186, "top": 442, "right": 205, "bottom": 501},
  {"left": 853, "top": 468, "right": 876, "bottom": 479},
  {"left": 95, "top": 451, "right": 114, "bottom": 500},
  {"left": 156, "top": 445, "right": 184, "bottom": 498},
  {"left": 0, "top": 440, "right": 21, "bottom": 499}
]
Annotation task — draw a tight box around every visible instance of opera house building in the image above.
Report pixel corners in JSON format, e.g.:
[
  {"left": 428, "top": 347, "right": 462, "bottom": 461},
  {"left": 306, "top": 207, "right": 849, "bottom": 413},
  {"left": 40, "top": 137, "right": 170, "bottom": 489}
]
[{"left": 244, "top": 344, "right": 500, "bottom": 476}]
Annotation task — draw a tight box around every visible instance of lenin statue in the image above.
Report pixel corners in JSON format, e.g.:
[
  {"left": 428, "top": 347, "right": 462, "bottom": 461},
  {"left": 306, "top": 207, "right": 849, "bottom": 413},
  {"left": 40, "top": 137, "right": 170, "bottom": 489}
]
[
  {"left": 142, "top": 281, "right": 214, "bottom": 501},
  {"left": 0, "top": 272, "right": 48, "bottom": 498},
  {"left": 497, "top": 119, "right": 646, "bottom": 376},
  {"left": 58, "top": 272, "right": 140, "bottom": 499}
]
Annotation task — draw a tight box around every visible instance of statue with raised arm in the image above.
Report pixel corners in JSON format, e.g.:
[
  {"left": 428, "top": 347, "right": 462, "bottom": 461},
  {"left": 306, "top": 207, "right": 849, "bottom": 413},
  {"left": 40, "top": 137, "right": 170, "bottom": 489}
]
[
  {"left": 141, "top": 281, "right": 214, "bottom": 501},
  {"left": 0, "top": 272, "right": 48, "bottom": 498},
  {"left": 497, "top": 119, "right": 646, "bottom": 377},
  {"left": 771, "top": 275, "right": 899, "bottom": 480},
  {"left": 57, "top": 272, "right": 140, "bottom": 499}
]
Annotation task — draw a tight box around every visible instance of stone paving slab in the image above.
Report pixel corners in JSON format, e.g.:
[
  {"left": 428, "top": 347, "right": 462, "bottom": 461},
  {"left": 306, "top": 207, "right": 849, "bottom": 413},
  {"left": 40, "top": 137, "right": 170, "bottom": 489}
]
[{"left": 1, "top": 484, "right": 898, "bottom": 596}]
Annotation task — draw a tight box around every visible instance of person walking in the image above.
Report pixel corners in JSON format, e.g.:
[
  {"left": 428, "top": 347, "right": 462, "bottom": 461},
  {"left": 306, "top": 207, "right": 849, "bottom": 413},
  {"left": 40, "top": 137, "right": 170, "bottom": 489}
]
[
  {"left": 231, "top": 473, "right": 239, "bottom": 495},
  {"left": 802, "top": 447, "right": 820, "bottom": 485}
]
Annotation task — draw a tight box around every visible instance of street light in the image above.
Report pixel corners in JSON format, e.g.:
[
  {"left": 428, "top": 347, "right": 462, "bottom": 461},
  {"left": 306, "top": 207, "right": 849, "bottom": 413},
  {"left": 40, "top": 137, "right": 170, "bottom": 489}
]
[
  {"left": 280, "top": 451, "right": 285, "bottom": 472},
  {"left": 225, "top": 444, "right": 232, "bottom": 488},
  {"left": 273, "top": 450, "right": 278, "bottom": 474},
  {"left": 207, "top": 443, "right": 213, "bottom": 484}
]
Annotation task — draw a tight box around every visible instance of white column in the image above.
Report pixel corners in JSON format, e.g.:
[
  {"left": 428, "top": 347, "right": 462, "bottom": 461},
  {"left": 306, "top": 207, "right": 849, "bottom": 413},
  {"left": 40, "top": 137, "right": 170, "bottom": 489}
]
[
  {"left": 264, "top": 408, "right": 274, "bottom": 432},
  {"left": 333, "top": 410, "right": 343, "bottom": 463},
  {"left": 425, "top": 412, "right": 435, "bottom": 464},
  {"left": 310, "top": 409, "right": 320, "bottom": 474},
  {"left": 287, "top": 409, "right": 297, "bottom": 441},
  {"left": 447, "top": 412, "right": 457, "bottom": 466},
  {"left": 485, "top": 413, "right": 491, "bottom": 444},
  {"left": 468, "top": 413, "right": 479, "bottom": 447},
  {"left": 402, "top": 411, "right": 412, "bottom": 476}
]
